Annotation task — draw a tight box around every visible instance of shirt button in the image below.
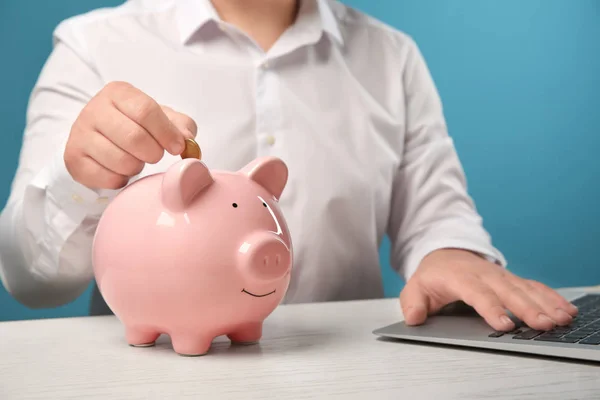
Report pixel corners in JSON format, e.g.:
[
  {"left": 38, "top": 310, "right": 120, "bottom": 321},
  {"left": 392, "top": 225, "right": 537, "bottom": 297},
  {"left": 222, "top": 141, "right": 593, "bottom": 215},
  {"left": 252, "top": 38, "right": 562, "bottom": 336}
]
[
  {"left": 96, "top": 197, "right": 110, "bottom": 204},
  {"left": 261, "top": 60, "right": 270, "bottom": 69},
  {"left": 72, "top": 194, "right": 83, "bottom": 203},
  {"left": 266, "top": 135, "right": 276, "bottom": 146}
]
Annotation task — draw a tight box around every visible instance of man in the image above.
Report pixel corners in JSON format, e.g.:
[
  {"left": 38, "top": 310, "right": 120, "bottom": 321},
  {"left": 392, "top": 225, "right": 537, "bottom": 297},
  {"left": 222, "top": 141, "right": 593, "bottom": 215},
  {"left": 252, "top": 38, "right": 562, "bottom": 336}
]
[{"left": 0, "top": 0, "right": 577, "bottom": 332}]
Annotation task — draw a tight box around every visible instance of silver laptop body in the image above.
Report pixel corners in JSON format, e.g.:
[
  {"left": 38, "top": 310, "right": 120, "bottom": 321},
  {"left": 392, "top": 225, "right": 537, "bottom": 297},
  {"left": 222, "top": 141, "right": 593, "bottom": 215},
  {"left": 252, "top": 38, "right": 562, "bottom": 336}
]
[{"left": 373, "top": 288, "right": 600, "bottom": 362}]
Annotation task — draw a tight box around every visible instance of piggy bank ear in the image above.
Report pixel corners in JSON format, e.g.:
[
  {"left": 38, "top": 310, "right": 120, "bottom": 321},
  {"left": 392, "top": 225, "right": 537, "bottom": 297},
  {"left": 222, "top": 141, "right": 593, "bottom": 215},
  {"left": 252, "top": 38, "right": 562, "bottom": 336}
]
[
  {"left": 239, "top": 156, "right": 288, "bottom": 200},
  {"left": 162, "top": 158, "right": 214, "bottom": 211}
]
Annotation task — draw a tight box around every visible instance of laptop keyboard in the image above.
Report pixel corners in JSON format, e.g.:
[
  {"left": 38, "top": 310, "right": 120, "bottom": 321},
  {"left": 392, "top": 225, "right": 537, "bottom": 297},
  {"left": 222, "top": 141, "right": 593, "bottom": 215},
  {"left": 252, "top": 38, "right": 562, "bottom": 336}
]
[{"left": 488, "top": 294, "right": 600, "bottom": 345}]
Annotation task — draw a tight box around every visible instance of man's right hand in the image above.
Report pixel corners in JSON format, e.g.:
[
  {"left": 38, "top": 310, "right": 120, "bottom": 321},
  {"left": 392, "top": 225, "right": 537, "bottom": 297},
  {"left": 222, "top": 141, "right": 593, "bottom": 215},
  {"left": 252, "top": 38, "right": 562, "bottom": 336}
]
[{"left": 64, "top": 81, "right": 197, "bottom": 190}]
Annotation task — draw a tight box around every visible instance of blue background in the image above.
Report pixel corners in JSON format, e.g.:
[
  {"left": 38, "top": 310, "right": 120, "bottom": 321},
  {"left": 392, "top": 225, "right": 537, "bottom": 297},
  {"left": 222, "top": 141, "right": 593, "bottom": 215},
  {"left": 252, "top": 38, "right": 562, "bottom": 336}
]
[{"left": 0, "top": 0, "right": 598, "bottom": 321}]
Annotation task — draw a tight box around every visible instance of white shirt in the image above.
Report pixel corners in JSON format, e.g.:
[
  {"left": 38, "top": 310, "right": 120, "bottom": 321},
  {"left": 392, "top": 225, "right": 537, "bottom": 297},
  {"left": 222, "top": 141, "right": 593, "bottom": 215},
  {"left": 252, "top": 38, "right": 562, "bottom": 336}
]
[{"left": 0, "top": 0, "right": 506, "bottom": 309}]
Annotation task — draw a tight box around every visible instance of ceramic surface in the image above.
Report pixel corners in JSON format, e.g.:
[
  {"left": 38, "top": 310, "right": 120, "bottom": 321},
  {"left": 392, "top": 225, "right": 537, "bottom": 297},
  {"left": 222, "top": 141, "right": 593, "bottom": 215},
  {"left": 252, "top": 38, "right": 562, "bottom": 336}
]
[{"left": 92, "top": 156, "right": 293, "bottom": 356}]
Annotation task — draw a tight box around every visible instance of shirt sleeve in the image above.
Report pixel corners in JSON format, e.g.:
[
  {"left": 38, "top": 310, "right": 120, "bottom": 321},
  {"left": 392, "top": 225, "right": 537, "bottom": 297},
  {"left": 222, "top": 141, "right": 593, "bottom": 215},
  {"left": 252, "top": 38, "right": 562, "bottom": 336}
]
[
  {"left": 387, "top": 37, "right": 507, "bottom": 282},
  {"left": 0, "top": 22, "right": 119, "bottom": 308}
]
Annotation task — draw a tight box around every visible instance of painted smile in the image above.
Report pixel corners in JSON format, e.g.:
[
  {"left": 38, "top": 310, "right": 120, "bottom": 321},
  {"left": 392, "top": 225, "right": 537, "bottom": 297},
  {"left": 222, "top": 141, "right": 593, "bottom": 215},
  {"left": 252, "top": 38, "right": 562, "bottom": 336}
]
[{"left": 242, "top": 289, "right": 276, "bottom": 298}]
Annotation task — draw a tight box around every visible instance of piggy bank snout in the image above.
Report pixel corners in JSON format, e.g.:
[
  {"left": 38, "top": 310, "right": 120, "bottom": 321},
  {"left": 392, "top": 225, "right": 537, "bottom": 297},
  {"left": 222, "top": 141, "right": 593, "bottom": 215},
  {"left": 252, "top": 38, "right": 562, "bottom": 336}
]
[{"left": 239, "top": 232, "right": 291, "bottom": 282}]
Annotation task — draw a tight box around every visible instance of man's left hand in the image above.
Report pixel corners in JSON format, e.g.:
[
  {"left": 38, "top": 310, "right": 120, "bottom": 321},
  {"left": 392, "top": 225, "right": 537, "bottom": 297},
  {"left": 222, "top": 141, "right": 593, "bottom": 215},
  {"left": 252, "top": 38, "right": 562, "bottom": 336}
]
[{"left": 399, "top": 249, "right": 578, "bottom": 331}]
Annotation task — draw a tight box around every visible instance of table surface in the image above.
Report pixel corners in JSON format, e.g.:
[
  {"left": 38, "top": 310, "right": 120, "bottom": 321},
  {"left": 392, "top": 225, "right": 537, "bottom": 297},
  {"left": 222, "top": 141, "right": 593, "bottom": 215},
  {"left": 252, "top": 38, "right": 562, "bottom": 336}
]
[{"left": 2, "top": 293, "right": 600, "bottom": 400}]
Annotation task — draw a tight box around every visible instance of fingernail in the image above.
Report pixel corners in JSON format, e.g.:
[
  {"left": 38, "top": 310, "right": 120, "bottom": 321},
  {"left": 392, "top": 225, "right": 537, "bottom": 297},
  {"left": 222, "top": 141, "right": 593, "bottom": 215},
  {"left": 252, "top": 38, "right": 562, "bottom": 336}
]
[
  {"left": 568, "top": 304, "right": 579, "bottom": 314},
  {"left": 538, "top": 313, "right": 555, "bottom": 325},
  {"left": 184, "top": 129, "right": 196, "bottom": 139},
  {"left": 500, "top": 315, "right": 514, "bottom": 329},
  {"left": 406, "top": 304, "right": 425, "bottom": 314}
]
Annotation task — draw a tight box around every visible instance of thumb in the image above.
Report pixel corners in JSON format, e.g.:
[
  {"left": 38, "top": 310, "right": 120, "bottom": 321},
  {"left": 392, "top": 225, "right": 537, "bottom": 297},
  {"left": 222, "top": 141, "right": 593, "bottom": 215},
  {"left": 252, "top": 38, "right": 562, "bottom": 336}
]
[
  {"left": 161, "top": 105, "right": 197, "bottom": 139},
  {"left": 399, "top": 280, "right": 430, "bottom": 325}
]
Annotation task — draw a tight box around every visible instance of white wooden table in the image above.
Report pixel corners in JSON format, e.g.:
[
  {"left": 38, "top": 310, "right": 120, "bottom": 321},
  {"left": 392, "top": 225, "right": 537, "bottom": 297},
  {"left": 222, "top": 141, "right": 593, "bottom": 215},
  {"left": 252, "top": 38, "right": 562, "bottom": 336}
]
[{"left": 1, "top": 297, "right": 600, "bottom": 399}]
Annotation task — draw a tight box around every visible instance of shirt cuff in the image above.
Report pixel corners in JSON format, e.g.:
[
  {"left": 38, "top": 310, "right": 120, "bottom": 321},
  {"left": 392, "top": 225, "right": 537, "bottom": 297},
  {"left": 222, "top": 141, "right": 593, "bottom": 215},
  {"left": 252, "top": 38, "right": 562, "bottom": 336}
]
[{"left": 33, "top": 151, "right": 120, "bottom": 221}]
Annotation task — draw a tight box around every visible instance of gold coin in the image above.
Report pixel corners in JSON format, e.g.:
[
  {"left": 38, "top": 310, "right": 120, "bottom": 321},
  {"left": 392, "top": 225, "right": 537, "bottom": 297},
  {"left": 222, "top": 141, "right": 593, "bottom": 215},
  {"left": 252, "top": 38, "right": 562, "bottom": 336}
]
[{"left": 180, "top": 138, "right": 201, "bottom": 160}]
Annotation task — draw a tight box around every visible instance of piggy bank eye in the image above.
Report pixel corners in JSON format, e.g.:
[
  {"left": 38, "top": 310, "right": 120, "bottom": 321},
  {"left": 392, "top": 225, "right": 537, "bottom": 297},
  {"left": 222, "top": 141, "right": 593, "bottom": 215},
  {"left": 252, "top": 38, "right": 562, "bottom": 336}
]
[
  {"left": 262, "top": 202, "right": 267, "bottom": 207},
  {"left": 232, "top": 203, "right": 238, "bottom": 208}
]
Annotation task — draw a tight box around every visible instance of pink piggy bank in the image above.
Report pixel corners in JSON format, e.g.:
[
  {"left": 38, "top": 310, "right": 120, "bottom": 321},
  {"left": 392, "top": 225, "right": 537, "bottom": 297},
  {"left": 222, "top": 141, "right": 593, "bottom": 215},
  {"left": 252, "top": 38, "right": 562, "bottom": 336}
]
[{"left": 92, "top": 156, "right": 293, "bottom": 356}]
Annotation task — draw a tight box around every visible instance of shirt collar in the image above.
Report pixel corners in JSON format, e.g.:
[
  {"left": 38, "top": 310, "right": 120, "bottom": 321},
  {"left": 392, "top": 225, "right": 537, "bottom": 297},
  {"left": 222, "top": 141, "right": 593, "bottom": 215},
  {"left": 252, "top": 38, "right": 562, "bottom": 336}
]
[
  {"left": 176, "top": 0, "right": 220, "bottom": 44},
  {"left": 316, "top": 0, "right": 343, "bottom": 45},
  {"left": 175, "top": 0, "right": 343, "bottom": 46}
]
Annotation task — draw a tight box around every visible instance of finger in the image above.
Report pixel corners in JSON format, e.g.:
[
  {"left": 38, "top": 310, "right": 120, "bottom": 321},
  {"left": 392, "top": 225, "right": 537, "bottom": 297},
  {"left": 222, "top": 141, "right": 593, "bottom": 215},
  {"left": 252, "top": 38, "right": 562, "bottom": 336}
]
[
  {"left": 83, "top": 131, "right": 145, "bottom": 177},
  {"left": 108, "top": 82, "right": 185, "bottom": 155},
  {"left": 161, "top": 106, "right": 197, "bottom": 139},
  {"left": 518, "top": 280, "right": 577, "bottom": 325},
  {"left": 457, "top": 277, "right": 516, "bottom": 332},
  {"left": 66, "top": 152, "right": 129, "bottom": 190},
  {"left": 494, "top": 281, "right": 556, "bottom": 331},
  {"left": 399, "top": 280, "right": 430, "bottom": 325},
  {"left": 94, "top": 103, "right": 165, "bottom": 164},
  {"left": 526, "top": 280, "right": 578, "bottom": 316}
]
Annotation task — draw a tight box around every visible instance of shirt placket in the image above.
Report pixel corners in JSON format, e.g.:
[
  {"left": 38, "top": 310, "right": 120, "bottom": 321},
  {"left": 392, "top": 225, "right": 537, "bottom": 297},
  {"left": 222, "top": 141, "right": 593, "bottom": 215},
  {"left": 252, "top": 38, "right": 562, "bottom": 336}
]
[{"left": 255, "top": 57, "right": 281, "bottom": 157}]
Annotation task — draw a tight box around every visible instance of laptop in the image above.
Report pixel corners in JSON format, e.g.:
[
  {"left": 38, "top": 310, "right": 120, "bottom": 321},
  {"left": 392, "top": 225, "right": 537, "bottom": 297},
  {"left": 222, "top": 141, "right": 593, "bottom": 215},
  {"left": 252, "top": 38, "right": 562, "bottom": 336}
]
[{"left": 373, "top": 287, "right": 600, "bottom": 362}]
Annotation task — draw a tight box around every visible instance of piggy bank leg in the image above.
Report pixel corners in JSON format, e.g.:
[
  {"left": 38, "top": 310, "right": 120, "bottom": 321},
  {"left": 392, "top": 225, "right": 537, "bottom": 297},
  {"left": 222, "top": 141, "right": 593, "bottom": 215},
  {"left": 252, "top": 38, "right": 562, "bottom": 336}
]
[
  {"left": 171, "top": 333, "right": 213, "bottom": 356},
  {"left": 126, "top": 327, "right": 160, "bottom": 347},
  {"left": 227, "top": 322, "right": 263, "bottom": 345}
]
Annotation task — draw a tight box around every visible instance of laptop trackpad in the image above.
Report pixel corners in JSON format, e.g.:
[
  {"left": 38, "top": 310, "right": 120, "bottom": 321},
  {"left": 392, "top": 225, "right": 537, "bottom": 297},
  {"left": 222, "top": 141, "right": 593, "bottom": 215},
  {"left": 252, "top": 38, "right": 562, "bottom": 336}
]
[{"left": 376, "top": 301, "right": 501, "bottom": 340}]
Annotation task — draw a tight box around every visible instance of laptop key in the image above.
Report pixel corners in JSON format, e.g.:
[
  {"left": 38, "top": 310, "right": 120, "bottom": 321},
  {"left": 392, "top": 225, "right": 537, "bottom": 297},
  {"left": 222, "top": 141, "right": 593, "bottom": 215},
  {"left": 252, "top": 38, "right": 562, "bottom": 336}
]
[
  {"left": 572, "top": 321, "right": 589, "bottom": 328},
  {"left": 538, "top": 332, "right": 565, "bottom": 339},
  {"left": 513, "top": 330, "right": 543, "bottom": 340},
  {"left": 579, "top": 335, "right": 600, "bottom": 345},
  {"left": 534, "top": 336, "right": 579, "bottom": 343},
  {"left": 587, "top": 312, "right": 600, "bottom": 318},
  {"left": 488, "top": 331, "right": 504, "bottom": 338},
  {"left": 563, "top": 333, "right": 590, "bottom": 340},
  {"left": 575, "top": 327, "right": 597, "bottom": 334}
]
